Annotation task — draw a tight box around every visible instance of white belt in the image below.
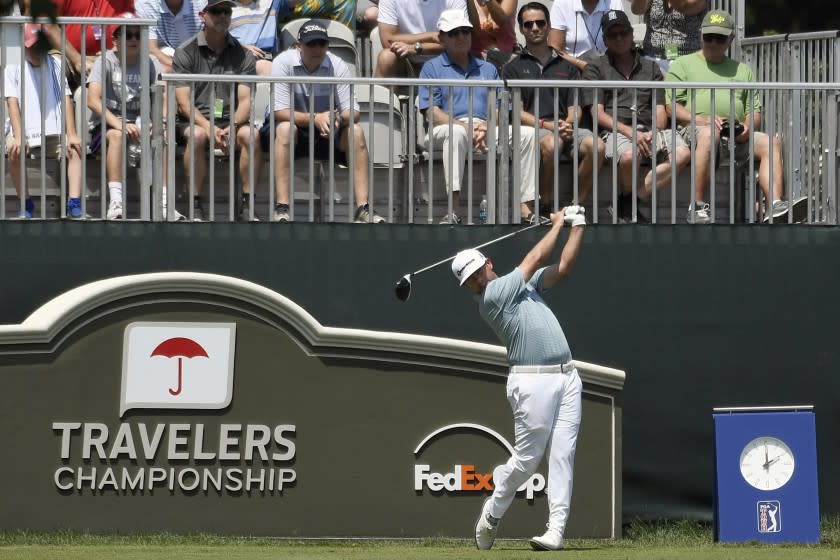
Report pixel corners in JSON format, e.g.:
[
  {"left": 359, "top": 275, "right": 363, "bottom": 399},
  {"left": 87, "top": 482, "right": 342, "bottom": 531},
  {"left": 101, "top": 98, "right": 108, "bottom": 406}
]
[{"left": 510, "top": 362, "right": 575, "bottom": 374}]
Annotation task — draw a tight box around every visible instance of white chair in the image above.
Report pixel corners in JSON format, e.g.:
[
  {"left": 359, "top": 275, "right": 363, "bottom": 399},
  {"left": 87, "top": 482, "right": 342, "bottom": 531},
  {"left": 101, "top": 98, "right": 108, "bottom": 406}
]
[
  {"left": 355, "top": 84, "right": 405, "bottom": 168},
  {"left": 280, "top": 18, "right": 359, "bottom": 75}
]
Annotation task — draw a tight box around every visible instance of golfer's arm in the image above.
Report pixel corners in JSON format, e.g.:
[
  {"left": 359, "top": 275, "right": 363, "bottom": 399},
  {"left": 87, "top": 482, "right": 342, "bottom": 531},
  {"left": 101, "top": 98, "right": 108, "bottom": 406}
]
[
  {"left": 539, "top": 225, "right": 584, "bottom": 289},
  {"left": 518, "top": 221, "right": 564, "bottom": 282}
]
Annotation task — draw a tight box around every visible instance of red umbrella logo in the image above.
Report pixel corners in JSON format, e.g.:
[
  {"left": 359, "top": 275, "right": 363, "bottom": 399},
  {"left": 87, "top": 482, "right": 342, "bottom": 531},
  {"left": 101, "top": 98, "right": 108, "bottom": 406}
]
[{"left": 150, "top": 337, "right": 209, "bottom": 396}]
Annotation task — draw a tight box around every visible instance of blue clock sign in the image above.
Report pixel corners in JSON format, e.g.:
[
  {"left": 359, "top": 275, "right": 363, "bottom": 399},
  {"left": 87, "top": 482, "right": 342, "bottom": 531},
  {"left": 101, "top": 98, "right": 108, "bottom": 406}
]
[{"left": 713, "top": 406, "right": 820, "bottom": 543}]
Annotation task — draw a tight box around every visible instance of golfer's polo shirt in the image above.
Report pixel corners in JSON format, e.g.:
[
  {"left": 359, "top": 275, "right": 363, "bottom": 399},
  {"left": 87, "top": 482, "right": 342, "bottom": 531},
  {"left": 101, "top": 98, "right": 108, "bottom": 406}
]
[
  {"left": 582, "top": 49, "right": 663, "bottom": 128},
  {"left": 172, "top": 31, "right": 256, "bottom": 125},
  {"left": 501, "top": 48, "right": 581, "bottom": 121},
  {"left": 478, "top": 267, "right": 572, "bottom": 367},
  {"left": 418, "top": 52, "right": 498, "bottom": 122}
]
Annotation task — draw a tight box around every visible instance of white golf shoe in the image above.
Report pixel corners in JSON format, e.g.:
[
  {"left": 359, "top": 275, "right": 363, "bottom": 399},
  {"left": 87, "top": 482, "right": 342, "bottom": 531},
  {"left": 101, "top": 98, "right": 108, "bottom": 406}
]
[
  {"left": 529, "top": 527, "right": 564, "bottom": 551},
  {"left": 474, "top": 497, "right": 499, "bottom": 550},
  {"left": 106, "top": 199, "right": 123, "bottom": 220}
]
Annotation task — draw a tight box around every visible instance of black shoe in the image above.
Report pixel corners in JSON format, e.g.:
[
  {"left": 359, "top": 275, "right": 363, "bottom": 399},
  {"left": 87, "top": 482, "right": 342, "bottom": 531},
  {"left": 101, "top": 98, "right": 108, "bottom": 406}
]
[
  {"left": 237, "top": 198, "right": 260, "bottom": 222},
  {"left": 615, "top": 194, "right": 649, "bottom": 223},
  {"left": 192, "top": 204, "right": 205, "bottom": 222}
]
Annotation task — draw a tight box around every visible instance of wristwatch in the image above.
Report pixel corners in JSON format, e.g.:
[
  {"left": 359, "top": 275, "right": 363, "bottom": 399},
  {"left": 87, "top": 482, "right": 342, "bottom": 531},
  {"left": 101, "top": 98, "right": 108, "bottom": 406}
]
[{"left": 414, "top": 41, "right": 423, "bottom": 55}]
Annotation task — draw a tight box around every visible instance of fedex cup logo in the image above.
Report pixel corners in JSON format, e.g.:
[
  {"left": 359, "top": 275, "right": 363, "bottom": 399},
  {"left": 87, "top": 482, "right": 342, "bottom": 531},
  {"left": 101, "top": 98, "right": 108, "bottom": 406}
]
[{"left": 120, "top": 322, "right": 236, "bottom": 417}]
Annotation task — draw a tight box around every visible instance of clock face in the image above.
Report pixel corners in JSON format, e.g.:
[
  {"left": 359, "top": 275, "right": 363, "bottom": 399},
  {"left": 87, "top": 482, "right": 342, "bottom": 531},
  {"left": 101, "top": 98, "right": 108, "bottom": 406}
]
[{"left": 739, "top": 436, "right": 795, "bottom": 491}]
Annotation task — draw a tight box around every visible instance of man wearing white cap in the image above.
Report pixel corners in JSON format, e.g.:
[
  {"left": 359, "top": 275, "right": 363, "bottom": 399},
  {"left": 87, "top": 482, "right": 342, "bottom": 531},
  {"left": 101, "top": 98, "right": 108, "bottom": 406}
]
[
  {"left": 452, "top": 206, "right": 586, "bottom": 551},
  {"left": 419, "top": 8, "right": 538, "bottom": 225}
]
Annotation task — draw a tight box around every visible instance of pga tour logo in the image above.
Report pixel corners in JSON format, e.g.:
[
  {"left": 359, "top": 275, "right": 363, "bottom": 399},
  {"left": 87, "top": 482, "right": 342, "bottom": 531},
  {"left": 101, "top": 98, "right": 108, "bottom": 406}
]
[
  {"left": 120, "top": 322, "right": 236, "bottom": 417},
  {"left": 757, "top": 501, "right": 781, "bottom": 533}
]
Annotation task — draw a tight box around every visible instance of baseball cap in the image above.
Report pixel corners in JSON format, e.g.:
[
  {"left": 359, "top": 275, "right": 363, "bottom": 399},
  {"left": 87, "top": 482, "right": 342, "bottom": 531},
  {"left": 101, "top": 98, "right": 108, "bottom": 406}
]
[
  {"left": 298, "top": 20, "right": 329, "bottom": 44},
  {"left": 203, "top": 0, "right": 236, "bottom": 10},
  {"left": 601, "top": 10, "right": 632, "bottom": 33},
  {"left": 701, "top": 10, "right": 735, "bottom": 35},
  {"left": 451, "top": 249, "right": 486, "bottom": 286},
  {"left": 107, "top": 12, "right": 138, "bottom": 40},
  {"left": 437, "top": 9, "right": 472, "bottom": 33},
  {"left": 23, "top": 23, "right": 42, "bottom": 48}
]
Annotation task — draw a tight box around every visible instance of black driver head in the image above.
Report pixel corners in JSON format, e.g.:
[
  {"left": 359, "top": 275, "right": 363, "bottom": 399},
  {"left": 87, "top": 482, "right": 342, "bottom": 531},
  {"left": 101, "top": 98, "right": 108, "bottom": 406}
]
[{"left": 394, "top": 275, "right": 412, "bottom": 302}]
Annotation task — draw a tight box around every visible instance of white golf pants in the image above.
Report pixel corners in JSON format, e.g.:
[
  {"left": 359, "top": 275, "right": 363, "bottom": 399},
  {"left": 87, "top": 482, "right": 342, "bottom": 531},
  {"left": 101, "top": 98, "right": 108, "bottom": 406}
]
[
  {"left": 426, "top": 123, "right": 537, "bottom": 202},
  {"left": 487, "top": 367, "right": 582, "bottom": 534}
]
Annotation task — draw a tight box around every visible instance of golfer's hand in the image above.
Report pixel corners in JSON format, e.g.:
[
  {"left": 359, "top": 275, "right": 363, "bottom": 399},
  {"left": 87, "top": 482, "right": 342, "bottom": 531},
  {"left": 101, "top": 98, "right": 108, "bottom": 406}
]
[
  {"left": 550, "top": 210, "right": 566, "bottom": 228},
  {"left": 563, "top": 205, "right": 586, "bottom": 227}
]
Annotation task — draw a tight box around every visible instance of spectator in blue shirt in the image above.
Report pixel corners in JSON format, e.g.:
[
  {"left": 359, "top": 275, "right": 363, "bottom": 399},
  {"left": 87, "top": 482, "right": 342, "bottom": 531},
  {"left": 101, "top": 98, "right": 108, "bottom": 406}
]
[{"left": 419, "top": 9, "right": 538, "bottom": 225}]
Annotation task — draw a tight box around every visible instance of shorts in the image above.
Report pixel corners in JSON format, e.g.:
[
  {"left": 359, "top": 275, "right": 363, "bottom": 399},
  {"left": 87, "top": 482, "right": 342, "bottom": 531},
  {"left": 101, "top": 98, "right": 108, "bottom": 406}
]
[
  {"left": 174, "top": 119, "right": 231, "bottom": 146},
  {"left": 258, "top": 121, "right": 348, "bottom": 165},
  {"left": 537, "top": 126, "right": 594, "bottom": 156},
  {"left": 603, "top": 128, "right": 685, "bottom": 162},
  {"left": 5, "top": 133, "right": 63, "bottom": 158},
  {"left": 680, "top": 124, "right": 760, "bottom": 162}
]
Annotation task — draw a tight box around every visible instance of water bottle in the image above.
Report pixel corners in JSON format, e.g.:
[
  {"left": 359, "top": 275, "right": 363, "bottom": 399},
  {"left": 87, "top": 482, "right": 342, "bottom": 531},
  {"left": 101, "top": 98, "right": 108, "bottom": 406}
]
[{"left": 479, "top": 195, "right": 488, "bottom": 224}]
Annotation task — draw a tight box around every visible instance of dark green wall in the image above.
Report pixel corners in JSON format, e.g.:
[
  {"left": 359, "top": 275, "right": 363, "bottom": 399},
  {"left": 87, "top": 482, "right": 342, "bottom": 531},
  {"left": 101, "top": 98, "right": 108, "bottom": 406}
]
[{"left": 2, "top": 221, "right": 838, "bottom": 521}]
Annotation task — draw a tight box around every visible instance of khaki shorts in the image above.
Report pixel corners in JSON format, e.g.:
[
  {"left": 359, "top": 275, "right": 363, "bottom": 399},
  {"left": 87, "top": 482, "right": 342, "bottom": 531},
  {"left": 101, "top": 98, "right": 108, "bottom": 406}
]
[
  {"left": 680, "top": 124, "right": 763, "bottom": 162},
  {"left": 603, "top": 128, "right": 685, "bottom": 161},
  {"left": 5, "top": 134, "right": 64, "bottom": 159}
]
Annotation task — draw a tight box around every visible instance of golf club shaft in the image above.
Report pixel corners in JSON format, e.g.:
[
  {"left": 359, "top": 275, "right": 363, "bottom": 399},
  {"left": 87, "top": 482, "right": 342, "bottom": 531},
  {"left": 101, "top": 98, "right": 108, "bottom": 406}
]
[{"left": 410, "top": 221, "right": 546, "bottom": 278}]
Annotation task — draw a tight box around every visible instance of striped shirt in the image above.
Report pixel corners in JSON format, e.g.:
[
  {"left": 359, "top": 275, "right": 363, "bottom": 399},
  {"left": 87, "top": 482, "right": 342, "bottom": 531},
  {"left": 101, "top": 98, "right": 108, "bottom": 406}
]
[{"left": 135, "top": 0, "right": 202, "bottom": 49}]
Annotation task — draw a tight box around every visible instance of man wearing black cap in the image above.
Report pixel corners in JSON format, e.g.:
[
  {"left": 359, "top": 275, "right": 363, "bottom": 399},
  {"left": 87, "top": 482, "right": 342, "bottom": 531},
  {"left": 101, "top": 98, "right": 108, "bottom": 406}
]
[
  {"left": 172, "top": 0, "right": 263, "bottom": 221},
  {"left": 261, "top": 19, "right": 385, "bottom": 223},
  {"left": 583, "top": 9, "right": 690, "bottom": 223}
]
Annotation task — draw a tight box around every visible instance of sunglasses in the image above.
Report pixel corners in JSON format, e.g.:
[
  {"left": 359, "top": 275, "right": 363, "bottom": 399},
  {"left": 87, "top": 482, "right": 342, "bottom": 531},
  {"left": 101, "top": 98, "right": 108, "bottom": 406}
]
[
  {"left": 702, "top": 33, "right": 729, "bottom": 44},
  {"left": 304, "top": 39, "right": 328, "bottom": 48},
  {"left": 446, "top": 27, "right": 472, "bottom": 38},
  {"left": 522, "top": 19, "right": 547, "bottom": 30},
  {"left": 605, "top": 29, "right": 631, "bottom": 40},
  {"left": 207, "top": 6, "right": 233, "bottom": 16}
]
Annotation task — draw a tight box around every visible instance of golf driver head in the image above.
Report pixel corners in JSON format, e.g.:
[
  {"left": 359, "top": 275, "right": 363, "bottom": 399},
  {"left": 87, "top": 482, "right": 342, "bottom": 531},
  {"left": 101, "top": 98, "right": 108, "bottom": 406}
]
[{"left": 394, "top": 275, "right": 412, "bottom": 302}]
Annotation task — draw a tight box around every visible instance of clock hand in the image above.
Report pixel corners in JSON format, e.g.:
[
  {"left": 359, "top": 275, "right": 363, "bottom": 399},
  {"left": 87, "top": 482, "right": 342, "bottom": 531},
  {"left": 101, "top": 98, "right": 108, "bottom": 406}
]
[
  {"left": 763, "top": 445, "right": 770, "bottom": 470},
  {"left": 767, "top": 454, "right": 784, "bottom": 467}
]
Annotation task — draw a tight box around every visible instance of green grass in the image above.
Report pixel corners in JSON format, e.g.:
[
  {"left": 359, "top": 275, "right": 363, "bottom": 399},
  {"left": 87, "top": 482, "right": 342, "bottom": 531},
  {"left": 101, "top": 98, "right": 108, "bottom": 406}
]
[{"left": 0, "top": 517, "right": 838, "bottom": 560}]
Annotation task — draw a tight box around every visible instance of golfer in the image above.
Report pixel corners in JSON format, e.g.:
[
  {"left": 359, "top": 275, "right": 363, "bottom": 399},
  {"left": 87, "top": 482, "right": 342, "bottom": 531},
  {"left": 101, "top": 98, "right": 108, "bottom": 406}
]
[{"left": 452, "top": 206, "right": 586, "bottom": 551}]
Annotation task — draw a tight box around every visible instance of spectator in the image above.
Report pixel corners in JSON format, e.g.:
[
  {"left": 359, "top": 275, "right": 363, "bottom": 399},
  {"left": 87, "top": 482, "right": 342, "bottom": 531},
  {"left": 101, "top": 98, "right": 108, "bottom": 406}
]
[
  {"left": 260, "top": 19, "right": 386, "bottom": 224},
  {"left": 228, "top": 0, "right": 278, "bottom": 74},
  {"left": 134, "top": 0, "right": 203, "bottom": 73},
  {"left": 356, "top": 0, "right": 379, "bottom": 33},
  {"left": 467, "top": 0, "right": 517, "bottom": 70},
  {"left": 374, "top": 0, "right": 469, "bottom": 78},
  {"left": 172, "top": 0, "right": 263, "bottom": 221},
  {"left": 666, "top": 9, "right": 805, "bottom": 224},
  {"left": 24, "top": 0, "right": 135, "bottom": 89},
  {"left": 87, "top": 13, "right": 165, "bottom": 221},
  {"left": 502, "top": 2, "right": 605, "bottom": 218},
  {"left": 4, "top": 23, "right": 83, "bottom": 219},
  {"left": 583, "top": 10, "right": 690, "bottom": 222},
  {"left": 548, "top": 0, "right": 624, "bottom": 71},
  {"left": 419, "top": 9, "right": 538, "bottom": 225},
  {"left": 630, "top": 0, "right": 708, "bottom": 74}
]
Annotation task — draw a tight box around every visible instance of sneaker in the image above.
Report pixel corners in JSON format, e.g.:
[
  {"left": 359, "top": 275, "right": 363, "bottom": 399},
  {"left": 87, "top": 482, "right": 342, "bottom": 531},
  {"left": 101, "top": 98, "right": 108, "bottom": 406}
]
[
  {"left": 106, "top": 199, "right": 123, "bottom": 220},
  {"left": 273, "top": 204, "right": 290, "bottom": 223},
  {"left": 529, "top": 527, "right": 564, "bottom": 551},
  {"left": 521, "top": 213, "right": 551, "bottom": 225},
  {"left": 687, "top": 201, "right": 711, "bottom": 224},
  {"left": 18, "top": 198, "right": 34, "bottom": 219},
  {"left": 237, "top": 198, "right": 261, "bottom": 222},
  {"left": 474, "top": 497, "right": 499, "bottom": 550},
  {"left": 192, "top": 204, "right": 205, "bottom": 222},
  {"left": 167, "top": 208, "right": 186, "bottom": 222},
  {"left": 66, "top": 198, "right": 83, "bottom": 219},
  {"left": 761, "top": 199, "right": 790, "bottom": 223},
  {"left": 354, "top": 204, "right": 386, "bottom": 223},
  {"left": 439, "top": 212, "right": 462, "bottom": 225},
  {"left": 789, "top": 196, "right": 808, "bottom": 223}
]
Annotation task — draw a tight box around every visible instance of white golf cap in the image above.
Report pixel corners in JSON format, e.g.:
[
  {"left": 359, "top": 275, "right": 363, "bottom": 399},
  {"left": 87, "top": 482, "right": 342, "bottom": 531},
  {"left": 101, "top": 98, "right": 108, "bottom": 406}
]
[
  {"left": 437, "top": 9, "right": 473, "bottom": 33},
  {"left": 451, "top": 249, "right": 486, "bottom": 286}
]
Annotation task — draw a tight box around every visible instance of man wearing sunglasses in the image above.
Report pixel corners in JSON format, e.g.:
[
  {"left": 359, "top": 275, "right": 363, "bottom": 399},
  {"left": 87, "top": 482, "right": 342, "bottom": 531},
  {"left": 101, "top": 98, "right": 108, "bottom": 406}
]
[
  {"left": 260, "top": 20, "right": 385, "bottom": 224},
  {"left": 172, "top": 0, "right": 263, "bottom": 221},
  {"left": 419, "top": 9, "right": 538, "bottom": 225},
  {"left": 87, "top": 13, "right": 165, "bottom": 221},
  {"left": 583, "top": 10, "right": 690, "bottom": 223},
  {"left": 502, "top": 2, "right": 605, "bottom": 222},
  {"left": 666, "top": 10, "right": 806, "bottom": 224}
]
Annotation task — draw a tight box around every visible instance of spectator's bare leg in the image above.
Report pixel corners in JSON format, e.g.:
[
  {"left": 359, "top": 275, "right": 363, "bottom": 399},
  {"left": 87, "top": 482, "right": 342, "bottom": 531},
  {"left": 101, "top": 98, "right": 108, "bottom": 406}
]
[
  {"left": 576, "top": 135, "right": 603, "bottom": 204},
  {"left": 617, "top": 150, "right": 635, "bottom": 194},
  {"left": 7, "top": 150, "right": 22, "bottom": 198},
  {"left": 538, "top": 134, "right": 556, "bottom": 207},
  {"left": 754, "top": 134, "right": 784, "bottom": 201},
  {"left": 106, "top": 129, "right": 124, "bottom": 184},
  {"left": 374, "top": 50, "right": 401, "bottom": 78},
  {"left": 182, "top": 127, "right": 208, "bottom": 196},
  {"left": 273, "top": 121, "right": 293, "bottom": 205},
  {"left": 693, "top": 125, "right": 717, "bottom": 202},
  {"left": 339, "top": 123, "right": 370, "bottom": 206},
  {"left": 235, "top": 125, "right": 262, "bottom": 196},
  {"left": 67, "top": 145, "right": 82, "bottom": 199},
  {"left": 644, "top": 146, "right": 691, "bottom": 196}
]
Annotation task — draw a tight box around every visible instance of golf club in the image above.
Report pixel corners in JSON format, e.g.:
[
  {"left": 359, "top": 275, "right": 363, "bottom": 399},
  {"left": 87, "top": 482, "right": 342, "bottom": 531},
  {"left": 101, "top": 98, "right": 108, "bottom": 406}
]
[{"left": 394, "top": 221, "right": 547, "bottom": 302}]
